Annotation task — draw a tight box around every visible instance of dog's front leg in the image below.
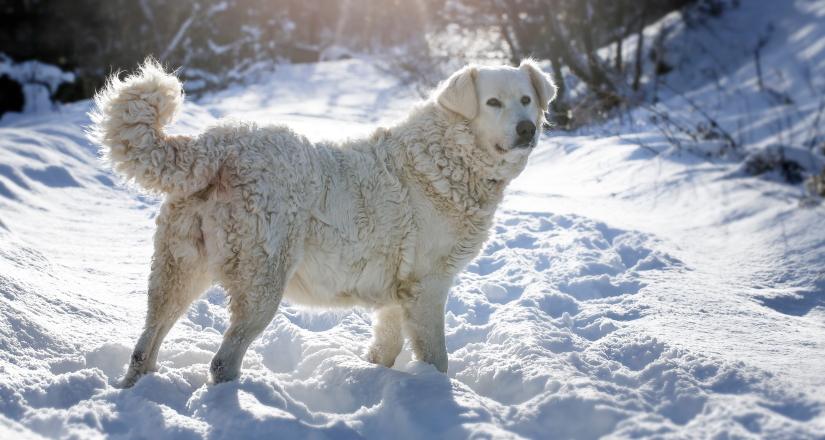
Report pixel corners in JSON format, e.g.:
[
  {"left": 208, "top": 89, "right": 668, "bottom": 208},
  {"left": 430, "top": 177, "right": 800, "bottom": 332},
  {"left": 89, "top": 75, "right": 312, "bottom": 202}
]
[
  {"left": 366, "top": 305, "right": 404, "bottom": 368},
  {"left": 401, "top": 276, "right": 451, "bottom": 373}
]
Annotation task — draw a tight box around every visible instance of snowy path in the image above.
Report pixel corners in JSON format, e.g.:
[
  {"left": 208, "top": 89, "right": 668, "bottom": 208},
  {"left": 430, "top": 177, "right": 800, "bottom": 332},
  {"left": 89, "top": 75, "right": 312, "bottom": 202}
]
[
  {"left": 0, "top": 59, "right": 823, "bottom": 439},
  {"left": 509, "top": 138, "right": 825, "bottom": 392}
]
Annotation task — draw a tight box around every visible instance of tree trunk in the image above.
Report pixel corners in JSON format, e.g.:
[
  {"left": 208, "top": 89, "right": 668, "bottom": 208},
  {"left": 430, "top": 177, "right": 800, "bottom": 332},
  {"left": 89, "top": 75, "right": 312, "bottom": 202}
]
[
  {"left": 549, "top": 57, "right": 565, "bottom": 100},
  {"left": 499, "top": 16, "right": 522, "bottom": 66},
  {"left": 632, "top": 4, "right": 648, "bottom": 92},
  {"left": 580, "top": 15, "right": 615, "bottom": 92}
]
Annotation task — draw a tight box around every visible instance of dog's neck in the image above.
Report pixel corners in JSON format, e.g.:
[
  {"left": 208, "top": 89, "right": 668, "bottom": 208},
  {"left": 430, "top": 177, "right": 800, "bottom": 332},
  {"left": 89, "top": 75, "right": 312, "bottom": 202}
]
[{"left": 387, "top": 101, "right": 507, "bottom": 223}]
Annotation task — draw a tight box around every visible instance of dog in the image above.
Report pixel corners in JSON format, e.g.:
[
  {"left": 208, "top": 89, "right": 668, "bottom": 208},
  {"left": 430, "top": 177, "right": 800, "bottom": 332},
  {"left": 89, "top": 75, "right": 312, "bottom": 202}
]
[{"left": 90, "top": 58, "right": 555, "bottom": 387}]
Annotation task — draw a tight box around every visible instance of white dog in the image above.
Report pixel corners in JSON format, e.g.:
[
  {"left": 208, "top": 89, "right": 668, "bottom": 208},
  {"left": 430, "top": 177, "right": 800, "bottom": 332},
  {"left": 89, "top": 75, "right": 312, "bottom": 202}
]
[{"left": 90, "top": 59, "right": 555, "bottom": 387}]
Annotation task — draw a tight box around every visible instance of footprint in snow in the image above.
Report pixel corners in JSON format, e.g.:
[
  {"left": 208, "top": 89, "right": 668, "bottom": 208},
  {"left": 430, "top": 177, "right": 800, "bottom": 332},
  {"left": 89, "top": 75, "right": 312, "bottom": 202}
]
[{"left": 449, "top": 210, "right": 686, "bottom": 353}]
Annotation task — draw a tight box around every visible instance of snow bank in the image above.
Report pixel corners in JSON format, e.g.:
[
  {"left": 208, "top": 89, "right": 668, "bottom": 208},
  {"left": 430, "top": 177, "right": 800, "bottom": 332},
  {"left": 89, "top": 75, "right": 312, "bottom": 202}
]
[{"left": 594, "top": 0, "right": 825, "bottom": 170}]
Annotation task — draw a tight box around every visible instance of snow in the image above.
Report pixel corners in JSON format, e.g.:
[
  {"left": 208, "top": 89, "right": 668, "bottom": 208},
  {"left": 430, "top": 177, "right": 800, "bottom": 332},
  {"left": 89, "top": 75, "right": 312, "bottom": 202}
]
[
  {"left": 0, "top": 54, "right": 75, "bottom": 116},
  {"left": 1, "top": 2, "right": 825, "bottom": 438}
]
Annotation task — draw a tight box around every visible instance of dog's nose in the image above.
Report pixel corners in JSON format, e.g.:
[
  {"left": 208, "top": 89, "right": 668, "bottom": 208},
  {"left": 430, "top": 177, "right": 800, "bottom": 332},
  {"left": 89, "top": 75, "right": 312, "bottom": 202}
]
[{"left": 516, "top": 120, "right": 536, "bottom": 142}]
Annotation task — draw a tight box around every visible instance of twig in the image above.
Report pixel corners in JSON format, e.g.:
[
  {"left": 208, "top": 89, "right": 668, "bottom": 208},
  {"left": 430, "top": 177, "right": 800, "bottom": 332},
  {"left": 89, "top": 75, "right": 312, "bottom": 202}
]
[
  {"left": 658, "top": 80, "right": 738, "bottom": 149},
  {"left": 804, "top": 91, "right": 825, "bottom": 150},
  {"left": 159, "top": 3, "right": 201, "bottom": 61}
]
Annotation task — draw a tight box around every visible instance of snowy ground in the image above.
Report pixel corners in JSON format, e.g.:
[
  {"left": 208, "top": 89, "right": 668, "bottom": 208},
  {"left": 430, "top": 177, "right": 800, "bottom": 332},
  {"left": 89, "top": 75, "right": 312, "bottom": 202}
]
[{"left": 2, "top": 2, "right": 825, "bottom": 438}]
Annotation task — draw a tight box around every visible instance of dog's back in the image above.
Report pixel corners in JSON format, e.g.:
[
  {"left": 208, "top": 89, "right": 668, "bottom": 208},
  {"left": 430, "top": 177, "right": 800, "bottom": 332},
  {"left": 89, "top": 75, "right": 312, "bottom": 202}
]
[{"left": 91, "top": 59, "right": 420, "bottom": 309}]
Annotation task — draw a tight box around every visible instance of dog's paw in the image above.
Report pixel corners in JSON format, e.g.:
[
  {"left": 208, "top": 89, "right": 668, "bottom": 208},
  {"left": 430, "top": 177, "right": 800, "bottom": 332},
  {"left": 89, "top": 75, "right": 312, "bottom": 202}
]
[
  {"left": 209, "top": 357, "right": 239, "bottom": 384},
  {"left": 365, "top": 346, "right": 396, "bottom": 368},
  {"left": 117, "top": 352, "right": 151, "bottom": 388},
  {"left": 117, "top": 373, "right": 142, "bottom": 389}
]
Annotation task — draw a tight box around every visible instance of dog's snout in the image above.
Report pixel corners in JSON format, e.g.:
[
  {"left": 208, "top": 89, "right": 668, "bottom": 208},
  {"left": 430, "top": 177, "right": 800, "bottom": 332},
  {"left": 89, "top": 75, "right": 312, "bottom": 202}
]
[{"left": 516, "top": 120, "right": 536, "bottom": 142}]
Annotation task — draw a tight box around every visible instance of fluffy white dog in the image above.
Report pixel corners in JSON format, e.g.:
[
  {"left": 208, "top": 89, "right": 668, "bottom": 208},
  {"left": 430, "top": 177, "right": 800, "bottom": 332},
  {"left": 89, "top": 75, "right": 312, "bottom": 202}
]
[{"left": 90, "top": 59, "right": 555, "bottom": 387}]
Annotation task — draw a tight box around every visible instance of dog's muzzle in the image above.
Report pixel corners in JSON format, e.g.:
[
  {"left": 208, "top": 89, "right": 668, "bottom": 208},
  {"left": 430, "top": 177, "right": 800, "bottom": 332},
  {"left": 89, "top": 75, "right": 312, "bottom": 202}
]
[{"left": 513, "top": 120, "right": 537, "bottom": 149}]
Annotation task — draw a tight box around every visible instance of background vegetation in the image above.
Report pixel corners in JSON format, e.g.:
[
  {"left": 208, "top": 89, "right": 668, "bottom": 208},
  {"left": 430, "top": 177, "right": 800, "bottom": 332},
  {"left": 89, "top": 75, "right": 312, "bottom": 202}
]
[{"left": 0, "top": 0, "right": 726, "bottom": 126}]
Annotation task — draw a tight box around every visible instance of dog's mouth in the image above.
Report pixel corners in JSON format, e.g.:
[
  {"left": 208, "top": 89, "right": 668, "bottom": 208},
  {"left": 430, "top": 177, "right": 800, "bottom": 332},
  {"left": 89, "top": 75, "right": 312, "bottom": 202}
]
[
  {"left": 494, "top": 140, "right": 536, "bottom": 156},
  {"left": 513, "top": 140, "right": 536, "bottom": 150}
]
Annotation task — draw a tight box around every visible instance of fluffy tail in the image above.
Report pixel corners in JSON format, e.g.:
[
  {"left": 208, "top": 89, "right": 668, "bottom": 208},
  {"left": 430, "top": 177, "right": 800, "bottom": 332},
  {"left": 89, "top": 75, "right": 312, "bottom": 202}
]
[{"left": 89, "top": 59, "right": 222, "bottom": 196}]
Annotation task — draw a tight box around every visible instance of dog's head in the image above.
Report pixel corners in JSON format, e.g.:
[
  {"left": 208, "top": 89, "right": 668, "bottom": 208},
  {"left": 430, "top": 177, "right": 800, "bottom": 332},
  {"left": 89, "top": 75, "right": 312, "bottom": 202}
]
[{"left": 435, "top": 59, "right": 556, "bottom": 180}]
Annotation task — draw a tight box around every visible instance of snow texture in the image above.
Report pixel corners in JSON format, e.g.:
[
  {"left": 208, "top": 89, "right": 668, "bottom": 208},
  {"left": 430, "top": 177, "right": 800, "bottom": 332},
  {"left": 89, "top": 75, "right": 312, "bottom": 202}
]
[{"left": 1, "top": 2, "right": 824, "bottom": 438}]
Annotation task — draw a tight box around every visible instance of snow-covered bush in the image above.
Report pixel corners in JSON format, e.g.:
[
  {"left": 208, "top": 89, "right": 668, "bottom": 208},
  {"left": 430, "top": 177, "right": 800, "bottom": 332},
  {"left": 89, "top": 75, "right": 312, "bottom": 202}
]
[{"left": 0, "top": 54, "right": 75, "bottom": 117}]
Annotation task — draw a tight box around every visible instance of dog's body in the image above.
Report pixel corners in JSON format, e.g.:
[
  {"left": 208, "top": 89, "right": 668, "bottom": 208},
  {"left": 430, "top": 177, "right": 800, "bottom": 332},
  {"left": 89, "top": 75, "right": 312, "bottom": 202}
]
[{"left": 91, "top": 60, "right": 555, "bottom": 387}]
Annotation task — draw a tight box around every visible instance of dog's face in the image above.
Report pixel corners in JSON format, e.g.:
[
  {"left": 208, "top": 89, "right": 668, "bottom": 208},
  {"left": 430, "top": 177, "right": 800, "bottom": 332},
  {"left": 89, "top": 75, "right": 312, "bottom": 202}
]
[{"left": 436, "top": 59, "right": 556, "bottom": 180}]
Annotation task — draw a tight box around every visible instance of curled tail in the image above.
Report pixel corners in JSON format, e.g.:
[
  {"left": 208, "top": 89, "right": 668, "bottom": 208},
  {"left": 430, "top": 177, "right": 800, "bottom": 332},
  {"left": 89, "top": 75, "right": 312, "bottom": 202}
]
[{"left": 89, "top": 59, "right": 223, "bottom": 196}]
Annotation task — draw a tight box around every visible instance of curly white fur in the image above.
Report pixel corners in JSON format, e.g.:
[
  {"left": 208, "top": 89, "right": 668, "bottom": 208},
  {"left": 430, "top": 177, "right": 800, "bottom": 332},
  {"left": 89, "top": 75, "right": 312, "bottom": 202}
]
[{"left": 90, "top": 58, "right": 555, "bottom": 387}]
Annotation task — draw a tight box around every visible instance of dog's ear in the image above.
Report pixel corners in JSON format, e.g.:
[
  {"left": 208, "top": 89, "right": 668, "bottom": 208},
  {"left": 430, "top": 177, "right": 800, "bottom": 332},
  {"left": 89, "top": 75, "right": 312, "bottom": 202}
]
[
  {"left": 519, "top": 59, "right": 557, "bottom": 112},
  {"left": 436, "top": 65, "right": 479, "bottom": 120}
]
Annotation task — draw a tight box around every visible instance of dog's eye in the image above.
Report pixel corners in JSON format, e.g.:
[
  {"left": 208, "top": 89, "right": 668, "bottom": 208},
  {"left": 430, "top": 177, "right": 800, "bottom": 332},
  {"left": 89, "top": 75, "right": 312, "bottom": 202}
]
[
  {"left": 486, "top": 98, "right": 502, "bottom": 108},
  {"left": 521, "top": 96, "right": 531, "bottom": 105}
]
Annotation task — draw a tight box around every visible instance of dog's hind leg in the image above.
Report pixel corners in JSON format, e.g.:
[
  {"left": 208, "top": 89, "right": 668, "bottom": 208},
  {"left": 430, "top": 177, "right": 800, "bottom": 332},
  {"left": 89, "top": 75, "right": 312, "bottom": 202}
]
[
  {"left": 121, "top": 206, "right": 211, "bottom": 388},
  {"left": 366, "top": 305, "right": 404, "bottom": 368},
  {"left": 401, "top": 277, "right": 451, "bottom": 373},
  {"left": 209, "top": 243, "right": 297, "bottom": 384}
]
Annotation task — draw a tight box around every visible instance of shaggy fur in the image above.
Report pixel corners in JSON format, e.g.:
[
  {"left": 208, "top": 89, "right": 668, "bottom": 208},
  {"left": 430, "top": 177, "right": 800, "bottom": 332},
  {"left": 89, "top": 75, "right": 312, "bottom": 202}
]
[{"left": 90, "top": 59, "right": 555, "bottom": 387}]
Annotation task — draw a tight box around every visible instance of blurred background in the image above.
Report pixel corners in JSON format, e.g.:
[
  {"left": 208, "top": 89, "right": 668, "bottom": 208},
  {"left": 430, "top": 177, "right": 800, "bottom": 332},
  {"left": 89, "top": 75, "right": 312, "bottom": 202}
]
[{"left": 0, "top": 0, "right": 724, "bottom": 128}]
